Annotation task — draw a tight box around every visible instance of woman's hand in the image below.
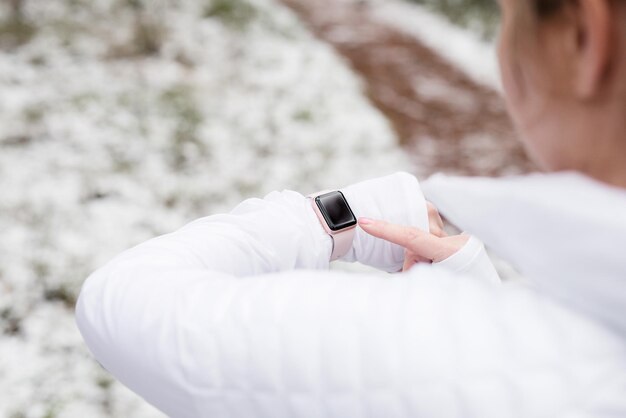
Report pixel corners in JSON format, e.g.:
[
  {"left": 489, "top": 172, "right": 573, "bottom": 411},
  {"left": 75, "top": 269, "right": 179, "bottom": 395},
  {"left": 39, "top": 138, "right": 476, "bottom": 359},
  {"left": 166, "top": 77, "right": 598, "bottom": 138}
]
[{"left": 358, "top": 202, "right": 469, "bottom": 272}]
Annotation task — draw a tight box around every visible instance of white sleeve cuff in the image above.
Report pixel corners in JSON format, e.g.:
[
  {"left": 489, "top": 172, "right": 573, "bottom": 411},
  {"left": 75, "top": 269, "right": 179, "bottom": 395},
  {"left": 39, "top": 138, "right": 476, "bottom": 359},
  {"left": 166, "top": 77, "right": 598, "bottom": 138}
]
[
  {"left": 434, "top": 235, "right": 501, "bottom": 284},
  {"left": 339, "top": 172, "right": 429, "bottom": 272}
]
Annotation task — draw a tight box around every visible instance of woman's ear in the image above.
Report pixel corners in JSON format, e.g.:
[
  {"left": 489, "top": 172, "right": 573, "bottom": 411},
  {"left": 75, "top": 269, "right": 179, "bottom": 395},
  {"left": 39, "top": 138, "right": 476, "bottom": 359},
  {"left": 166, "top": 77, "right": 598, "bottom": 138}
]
[{"left": 574, "top": 0, "right": 612, "bottom": 99}]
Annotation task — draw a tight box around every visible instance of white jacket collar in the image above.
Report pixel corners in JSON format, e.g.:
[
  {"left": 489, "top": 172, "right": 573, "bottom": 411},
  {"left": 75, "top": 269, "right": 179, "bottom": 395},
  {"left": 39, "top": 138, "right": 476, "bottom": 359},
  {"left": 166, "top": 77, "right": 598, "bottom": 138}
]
[{"left": 423, "top": 172, "right": 626, "bottom": 335}]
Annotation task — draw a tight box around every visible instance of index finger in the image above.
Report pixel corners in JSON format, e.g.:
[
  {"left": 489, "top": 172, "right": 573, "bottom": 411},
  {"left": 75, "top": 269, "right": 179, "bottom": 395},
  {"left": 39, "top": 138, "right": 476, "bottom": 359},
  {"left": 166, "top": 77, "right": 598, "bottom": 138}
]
[{"left": 357, "top": 218, "right": 438, "bottom": 254}]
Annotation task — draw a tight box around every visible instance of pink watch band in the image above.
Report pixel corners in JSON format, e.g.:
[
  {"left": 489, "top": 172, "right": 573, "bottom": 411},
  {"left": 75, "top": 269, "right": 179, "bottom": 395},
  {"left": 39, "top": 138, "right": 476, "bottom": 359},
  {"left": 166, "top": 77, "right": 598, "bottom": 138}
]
[
  {"left": 309, "top": 191, "right": 357, "bottom": 261},
  {"left": 328, "top": 223, "right": 356, "bottom": 261}
]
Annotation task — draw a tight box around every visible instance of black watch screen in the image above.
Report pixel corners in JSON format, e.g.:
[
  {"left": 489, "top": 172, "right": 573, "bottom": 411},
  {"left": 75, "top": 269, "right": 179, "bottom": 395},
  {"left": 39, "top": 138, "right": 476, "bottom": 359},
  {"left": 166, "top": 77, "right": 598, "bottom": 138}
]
[{"left": 315, "top": 191, "right": 357, "bottom": 231}]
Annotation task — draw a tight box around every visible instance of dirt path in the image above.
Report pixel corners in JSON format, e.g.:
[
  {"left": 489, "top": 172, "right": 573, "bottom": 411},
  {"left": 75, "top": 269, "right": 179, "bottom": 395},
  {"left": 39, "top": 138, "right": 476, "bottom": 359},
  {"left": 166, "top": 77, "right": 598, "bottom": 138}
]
[{"left": 281, "top": 0, "right": 535, "bottom": 177}]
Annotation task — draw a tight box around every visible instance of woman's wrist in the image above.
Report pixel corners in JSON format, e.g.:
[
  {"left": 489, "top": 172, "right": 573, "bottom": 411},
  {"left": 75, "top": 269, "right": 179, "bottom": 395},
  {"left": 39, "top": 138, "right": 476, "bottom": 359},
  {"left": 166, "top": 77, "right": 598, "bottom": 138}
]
[{"left": 338, "top": 172, "right": 429, "bottom": 271}]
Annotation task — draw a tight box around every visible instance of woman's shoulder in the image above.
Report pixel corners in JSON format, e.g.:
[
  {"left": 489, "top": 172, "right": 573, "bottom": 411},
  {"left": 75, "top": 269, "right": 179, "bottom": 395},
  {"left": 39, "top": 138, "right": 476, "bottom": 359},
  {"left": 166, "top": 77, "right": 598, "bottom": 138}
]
[{"left": 422, "top": 171, "right": 626, "bottom": 336}]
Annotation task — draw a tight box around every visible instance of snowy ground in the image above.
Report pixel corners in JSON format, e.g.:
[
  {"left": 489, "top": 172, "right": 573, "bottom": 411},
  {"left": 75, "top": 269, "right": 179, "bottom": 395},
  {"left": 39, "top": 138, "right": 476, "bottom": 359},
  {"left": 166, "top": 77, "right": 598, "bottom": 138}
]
[
  {"left": 0, "top": 0, "right": 407, "bottom": 416},
  {"left": 281, "top": 0, "right": 532, "bottom": 179},
  {"left": 369, "top": 0, "right": 501, "bottom": 90}
]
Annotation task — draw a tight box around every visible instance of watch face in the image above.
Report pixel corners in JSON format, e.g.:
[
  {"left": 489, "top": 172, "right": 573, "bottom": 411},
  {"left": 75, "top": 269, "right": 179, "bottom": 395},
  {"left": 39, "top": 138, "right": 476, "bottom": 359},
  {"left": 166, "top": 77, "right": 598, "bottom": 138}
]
[{"left": 315, "top": 191, "right": 357, "bottom": 231}]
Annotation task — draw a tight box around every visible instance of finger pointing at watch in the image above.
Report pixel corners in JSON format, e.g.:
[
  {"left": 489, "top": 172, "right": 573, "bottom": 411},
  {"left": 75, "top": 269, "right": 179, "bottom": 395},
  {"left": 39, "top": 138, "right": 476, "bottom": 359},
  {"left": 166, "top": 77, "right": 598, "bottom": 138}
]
[{"left": 357, "top": 218, "right": 470, "bottom": 270}]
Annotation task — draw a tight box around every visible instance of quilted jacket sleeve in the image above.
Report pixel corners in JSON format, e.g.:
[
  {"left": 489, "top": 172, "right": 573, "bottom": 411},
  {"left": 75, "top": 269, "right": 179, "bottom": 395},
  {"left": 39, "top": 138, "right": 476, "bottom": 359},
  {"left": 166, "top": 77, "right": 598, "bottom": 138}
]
[{"left": 75, "top": 174, "right": 625, "bottom": 418}]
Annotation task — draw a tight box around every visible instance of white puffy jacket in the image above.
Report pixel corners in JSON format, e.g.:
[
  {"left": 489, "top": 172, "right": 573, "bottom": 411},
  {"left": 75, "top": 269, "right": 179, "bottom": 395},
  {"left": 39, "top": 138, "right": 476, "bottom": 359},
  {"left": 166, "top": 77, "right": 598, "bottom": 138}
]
[{"left": 75, "top": 172, "right": 626, "bottom": 418}]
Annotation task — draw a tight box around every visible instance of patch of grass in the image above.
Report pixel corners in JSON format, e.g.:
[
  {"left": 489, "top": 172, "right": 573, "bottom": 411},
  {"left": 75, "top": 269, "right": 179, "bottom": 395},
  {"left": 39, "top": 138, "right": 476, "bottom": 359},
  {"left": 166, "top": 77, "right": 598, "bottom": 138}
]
[
  {"left": 1, "top": 134, "right": 32, "bottom": 147},
  {"left": 49, "top": 19, "right": 86, "bottom": 48},
  {"left": 160, "top": 85, "right": 205, "bottom": 170},
  {"left": 125, "top": 0, "right": 144, "bottom": 10},
  {"left": 96, "top": 373, "right": 114, "bottom": 414},
  {"left": 1, "top": 308, "right": 22, "bottom": 336},
  {"left": 132, "top": 17, "right": 166, "bottom": 56},
  {"left": 0, "top": 18, "right": 37, "bottom": 50},
  {"left": 96, "top": 375, "right": 114, "bottom": 390},
  {"left": 43, "top": 405, "right": 59, "bottom": 418},
  {"left": 43, "top": 284, "right": 77, "bottom": 309},
  {"left": 293, "top": 109, "right": 314, "bottom": 123},
  {"left": 107, "top": 13, "right": 167, "bottom": 58},
  {"left": 23, "top": 104, "right": 46, "bottom": 124},
  {"left": 204, "top": 0, "right": 258, "bottom": 29},
  {"left": 29, "top": 54, "right": 47, "bottom": 66},
  {"left": 31, "top": 259, "right": 50, "bottom": 279},
  {"left": 0, "top": 0, "right": 36, "bottom": 48},
  {"left": 70, "top": 92, "right": 99, "bottom": 111},
  {"left": 107, "top": 19, "right": 167, "bottom": 58},
  {"left": 108, "top": 145, "right": 136, "bottom": 173},
  {"left": 66, "top": 0, "right": 90, "bottom": 10}
]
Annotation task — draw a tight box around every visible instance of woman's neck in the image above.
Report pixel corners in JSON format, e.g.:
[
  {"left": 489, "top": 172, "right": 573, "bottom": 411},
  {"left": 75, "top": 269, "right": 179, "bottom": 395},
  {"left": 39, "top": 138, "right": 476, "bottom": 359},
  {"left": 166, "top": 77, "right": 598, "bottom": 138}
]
[
  {"left": 588, "top": 161, "right": 626, "bottom": 189},
  {"left": 569, "top": 101, "right": 626, "bottom": 189}
]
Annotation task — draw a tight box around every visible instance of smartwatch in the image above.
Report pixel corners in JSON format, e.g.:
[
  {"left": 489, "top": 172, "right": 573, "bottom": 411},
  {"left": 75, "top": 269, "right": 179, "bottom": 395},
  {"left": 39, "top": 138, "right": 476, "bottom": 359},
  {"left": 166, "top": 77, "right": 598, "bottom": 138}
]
[{"left": 308, "top": 190, "right": 357, "bottom": 261}]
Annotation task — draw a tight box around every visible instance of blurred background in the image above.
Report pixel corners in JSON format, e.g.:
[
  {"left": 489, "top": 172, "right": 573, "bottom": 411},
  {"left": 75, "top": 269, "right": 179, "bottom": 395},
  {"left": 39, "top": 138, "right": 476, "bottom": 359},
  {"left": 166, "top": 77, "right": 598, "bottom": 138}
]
[{"left": 0, "top": 0, "right": 530, "bottom": 416}]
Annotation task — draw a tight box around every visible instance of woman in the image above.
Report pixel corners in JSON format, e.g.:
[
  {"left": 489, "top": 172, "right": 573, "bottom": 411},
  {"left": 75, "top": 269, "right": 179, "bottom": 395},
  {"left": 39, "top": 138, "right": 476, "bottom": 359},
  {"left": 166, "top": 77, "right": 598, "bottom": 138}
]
[{"left": 76, "top": 0, "right": 626, "bottom": 416}]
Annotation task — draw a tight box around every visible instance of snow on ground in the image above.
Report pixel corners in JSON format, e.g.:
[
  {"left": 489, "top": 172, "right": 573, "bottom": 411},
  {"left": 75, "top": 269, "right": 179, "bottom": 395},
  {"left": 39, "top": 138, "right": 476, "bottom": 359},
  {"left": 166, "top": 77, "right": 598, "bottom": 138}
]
[
  {"left": 0, "top": 0, "right": 407, "bottom": 416},
  {"left": 369, "top": 0, "right": 502, "bottom": 90}
]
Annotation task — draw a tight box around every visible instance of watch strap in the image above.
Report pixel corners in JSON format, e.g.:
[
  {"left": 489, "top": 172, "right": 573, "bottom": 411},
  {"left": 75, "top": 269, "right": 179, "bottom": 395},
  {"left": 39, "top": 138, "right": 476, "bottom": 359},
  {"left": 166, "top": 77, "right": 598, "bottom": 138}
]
[{"left": 328, "top": 222, "right": 356, "bottom": 261}]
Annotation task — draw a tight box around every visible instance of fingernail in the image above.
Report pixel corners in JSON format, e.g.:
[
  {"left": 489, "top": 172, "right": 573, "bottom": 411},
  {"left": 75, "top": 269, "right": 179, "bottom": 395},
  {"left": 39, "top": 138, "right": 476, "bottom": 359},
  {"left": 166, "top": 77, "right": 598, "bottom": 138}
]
[{"left": 358, "top": 217, "right": 375, "bottom": 226}]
